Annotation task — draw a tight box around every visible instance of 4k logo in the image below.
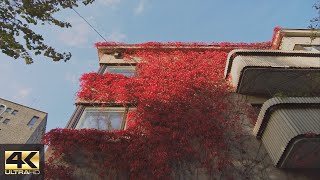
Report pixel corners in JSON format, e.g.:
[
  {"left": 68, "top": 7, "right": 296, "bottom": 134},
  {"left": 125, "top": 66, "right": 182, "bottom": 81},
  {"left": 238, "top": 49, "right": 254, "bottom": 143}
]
[{"left": 5, "top": 151, "right": 39, "bottom": 170}]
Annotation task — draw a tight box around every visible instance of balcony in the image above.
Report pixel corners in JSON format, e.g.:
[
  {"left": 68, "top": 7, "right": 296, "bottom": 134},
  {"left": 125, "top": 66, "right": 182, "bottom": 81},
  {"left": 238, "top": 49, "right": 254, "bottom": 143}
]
[
  {"left": 224, "top": 49, "right": 320, "bottom": 97},
  {"left": 253, "top": 97, "right": 320, "bottom": 168}
]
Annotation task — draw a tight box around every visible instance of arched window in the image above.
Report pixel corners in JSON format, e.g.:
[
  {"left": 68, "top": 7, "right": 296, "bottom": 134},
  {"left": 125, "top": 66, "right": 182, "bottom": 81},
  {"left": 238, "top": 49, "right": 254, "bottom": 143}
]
[{"left": 0, "top": 104, "right": 6, "bottom": 115}]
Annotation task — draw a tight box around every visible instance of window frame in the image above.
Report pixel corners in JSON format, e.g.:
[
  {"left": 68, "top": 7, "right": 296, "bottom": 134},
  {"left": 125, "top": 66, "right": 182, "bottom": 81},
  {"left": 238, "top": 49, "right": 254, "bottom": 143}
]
[
  {"left": 99, "top": 54, "right": 138, "bottom": 76},
  {"left": 293, "top": 44, "right": 320, "bottom": 52},
  {"left": 104, "top": 66, "right": 136, "bottom": 77},
  {"left": 5, "top": 107, "right": 12, "bottom": 113},
  {"left": 3, "top": 118, "right": 10, "bottom": 124},
  {"left": 27, "top": 116, "right": 39, "bottom": 128},
  {"left": 0, "top": 104, "right": 6, "bottom": 115},
  {"left": 75, "top": 106, "right": 133, "bottom": 131},
  {"left": 11, "top": 110, "right": 18, "bottom": 115}
]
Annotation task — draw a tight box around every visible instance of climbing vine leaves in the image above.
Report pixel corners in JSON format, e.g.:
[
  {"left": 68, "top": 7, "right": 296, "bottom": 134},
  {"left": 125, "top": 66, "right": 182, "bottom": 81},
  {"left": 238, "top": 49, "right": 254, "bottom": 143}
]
[{"left": 43, "top": 42, "right": 270, "bottom": 179}]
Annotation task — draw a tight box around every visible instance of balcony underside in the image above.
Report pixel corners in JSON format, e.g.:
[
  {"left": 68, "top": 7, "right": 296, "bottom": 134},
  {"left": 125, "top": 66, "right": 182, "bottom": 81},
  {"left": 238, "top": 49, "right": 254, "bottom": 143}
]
[{"left": 234, "top": 68, "right": 320, "bottom": 97}]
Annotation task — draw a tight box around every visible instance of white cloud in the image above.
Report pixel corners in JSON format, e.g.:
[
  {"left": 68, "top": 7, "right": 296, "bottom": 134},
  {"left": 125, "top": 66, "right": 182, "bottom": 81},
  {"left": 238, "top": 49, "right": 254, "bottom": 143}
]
[
  {"left": 14, "top": 88, "right": 32, "bottom": 99},
  {"left": 97, "top": 0, "right": 121, "bottom": 8},
  {"left": 106, "top": 31, "right": 127, "bottom": 42},
  {"left": 58, "top": 16, "right": 94, "bottom": 47},
  {"left": 134, "top": 0, "right": 146, "bottom": 15}
]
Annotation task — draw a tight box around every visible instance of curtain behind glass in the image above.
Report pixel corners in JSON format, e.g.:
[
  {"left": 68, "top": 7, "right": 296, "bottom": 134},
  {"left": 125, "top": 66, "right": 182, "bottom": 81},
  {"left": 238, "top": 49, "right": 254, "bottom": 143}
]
[{"left": 80, "top": 111, "right": 124, "bottom": 130}]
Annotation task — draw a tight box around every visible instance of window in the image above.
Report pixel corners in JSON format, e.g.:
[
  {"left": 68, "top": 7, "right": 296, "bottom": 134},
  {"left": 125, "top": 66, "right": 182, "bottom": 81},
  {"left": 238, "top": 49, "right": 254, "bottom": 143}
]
[
  {"left": 76, "top": 107, "right": 127, "bottom": 130},
  {"left": 0, "top": 105, "right": 5, "bottom": 113},
  {"left": 5, "top": 108, "right": 12, "bottom": 113},
  {"left": 11, "top": 110, "right": 18, "bottom": 115},
  {"left": 3, "top": 119, "right": 10, "bottom": 124},
  {"left": 105, "top": 66, "right": 136, "bottom": 77},
  {"left": 27, "top": 116, "right": 39, "bottom": 128},
  {"left": 294, "top": 45, "right": 320, "bottom": 52}
]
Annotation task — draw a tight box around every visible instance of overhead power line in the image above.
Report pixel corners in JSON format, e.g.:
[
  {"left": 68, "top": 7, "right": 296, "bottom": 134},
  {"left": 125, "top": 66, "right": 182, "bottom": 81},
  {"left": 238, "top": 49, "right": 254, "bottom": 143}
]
[{"left": 71, "top": 7, "right": 108, "bottom": 42}]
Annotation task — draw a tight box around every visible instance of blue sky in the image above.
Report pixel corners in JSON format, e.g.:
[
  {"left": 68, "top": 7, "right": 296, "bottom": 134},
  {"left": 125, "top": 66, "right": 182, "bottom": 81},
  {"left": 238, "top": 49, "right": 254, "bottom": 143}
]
[{"left": 0, "top": 0, "right": 317, "bottom": 131}]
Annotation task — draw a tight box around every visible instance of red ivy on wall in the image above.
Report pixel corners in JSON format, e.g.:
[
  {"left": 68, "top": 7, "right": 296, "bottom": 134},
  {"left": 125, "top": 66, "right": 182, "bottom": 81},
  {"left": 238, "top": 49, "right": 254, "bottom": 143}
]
[
  {"left": 43, "top": 42, "right": 271, "bottom": 179},
  {"left": 94, "top": 41, "right": 271, "bottom": 49},
  {"left": 271, "top": 27, "right": 283, "bottom": 49}
]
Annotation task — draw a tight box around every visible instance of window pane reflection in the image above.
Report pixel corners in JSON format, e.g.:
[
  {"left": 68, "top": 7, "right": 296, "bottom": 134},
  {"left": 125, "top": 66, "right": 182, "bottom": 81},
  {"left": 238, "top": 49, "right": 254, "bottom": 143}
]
[
  {"left": 76, "top": 108, "right": 125, "bottom": 130},
  {"left": 105, "top": 66, "right": 136, "bottom": 77}
]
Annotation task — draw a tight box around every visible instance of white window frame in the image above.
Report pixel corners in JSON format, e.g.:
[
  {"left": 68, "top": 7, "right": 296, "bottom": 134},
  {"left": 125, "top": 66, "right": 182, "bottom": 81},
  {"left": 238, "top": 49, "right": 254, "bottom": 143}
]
[{"left": 0, "top": 104, "right": 7, "bottom": 116}]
